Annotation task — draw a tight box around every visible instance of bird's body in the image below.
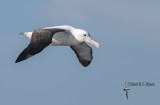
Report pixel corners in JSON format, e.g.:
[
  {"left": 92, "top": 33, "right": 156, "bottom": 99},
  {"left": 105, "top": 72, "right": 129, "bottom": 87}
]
[
  {"left": 20, "top": 25, "right": 82, "bottom": 46},
  {"left": 16, "top": 25, "right": 100, "bottom": 67}
]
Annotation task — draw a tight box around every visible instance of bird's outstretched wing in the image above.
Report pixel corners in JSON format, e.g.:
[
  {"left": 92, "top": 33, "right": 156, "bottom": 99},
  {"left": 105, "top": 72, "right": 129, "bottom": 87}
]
[
  {"left": 126, "top": 91, "right": 128, "bottom": 100},
  {"left": 125, "top": 81, "right": 127, "bottom": 88},
  {"left": 70, "top": 43, "right": 93, "bottom": 67},
  {"left": 15, "top": 29, "right": 65, "bottom": 63}
]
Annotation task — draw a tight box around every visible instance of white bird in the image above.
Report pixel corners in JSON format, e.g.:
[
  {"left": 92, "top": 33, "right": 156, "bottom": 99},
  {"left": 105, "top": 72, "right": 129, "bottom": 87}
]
[
  {"left": 124, "top": 81, "right": 130, "bottom": 100},
  {"left": 15, "top": 25, "right": 100, "bottom": 67}
]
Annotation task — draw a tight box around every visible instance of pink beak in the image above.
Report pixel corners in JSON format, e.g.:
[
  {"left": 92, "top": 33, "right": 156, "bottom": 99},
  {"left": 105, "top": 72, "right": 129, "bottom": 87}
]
[{"left": 89, "top": 38, "right": 100, "bottom": 48}]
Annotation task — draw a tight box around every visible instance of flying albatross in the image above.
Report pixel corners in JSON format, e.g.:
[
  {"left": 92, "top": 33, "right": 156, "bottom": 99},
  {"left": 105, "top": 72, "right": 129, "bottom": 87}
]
[{"left": 15, "top": 25, "right": 100, "bottom": 67}]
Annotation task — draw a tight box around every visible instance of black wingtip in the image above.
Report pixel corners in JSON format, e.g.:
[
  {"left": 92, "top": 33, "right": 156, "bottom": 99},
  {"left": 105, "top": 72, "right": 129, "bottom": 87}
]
[
  {"left": 15, "top": 47, "right": 33, "bottom": 63},
  {"left": 81, "top": 60, "right": 91, "bottom": 67},
  {"left": 15, "top": 59, "right": 21, "bottom": 63},
  {"left": 15, "top": 56, "right": 24, "bottom": 63}
]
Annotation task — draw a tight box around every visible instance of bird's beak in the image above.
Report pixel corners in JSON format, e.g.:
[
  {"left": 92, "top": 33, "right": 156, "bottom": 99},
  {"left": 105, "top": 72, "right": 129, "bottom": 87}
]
[{"left": 89, "top": 38, "right": 100, "bottom": 48}]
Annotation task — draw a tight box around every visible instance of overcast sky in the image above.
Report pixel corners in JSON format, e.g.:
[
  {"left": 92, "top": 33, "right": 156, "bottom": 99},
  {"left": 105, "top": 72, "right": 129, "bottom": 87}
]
[{"left": 0, "top": 0, "right": 160, "bottom": 105}]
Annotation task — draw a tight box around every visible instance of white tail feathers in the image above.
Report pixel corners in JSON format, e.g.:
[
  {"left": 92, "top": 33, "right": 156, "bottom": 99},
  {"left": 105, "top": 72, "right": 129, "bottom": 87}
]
[{"left": 19, "top": 32, "right": 32, "bottom": 38}]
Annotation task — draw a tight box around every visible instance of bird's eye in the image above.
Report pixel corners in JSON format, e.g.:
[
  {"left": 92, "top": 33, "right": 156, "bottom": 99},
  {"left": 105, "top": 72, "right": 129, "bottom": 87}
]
[{"left": 84, "top": 34, "right": 86, "bottom": 36}]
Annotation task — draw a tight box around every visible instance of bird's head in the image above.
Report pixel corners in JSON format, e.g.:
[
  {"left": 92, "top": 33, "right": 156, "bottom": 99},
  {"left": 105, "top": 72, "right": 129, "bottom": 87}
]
[{"left": 72, "top": 29, "right": 100, "bottom": 48}]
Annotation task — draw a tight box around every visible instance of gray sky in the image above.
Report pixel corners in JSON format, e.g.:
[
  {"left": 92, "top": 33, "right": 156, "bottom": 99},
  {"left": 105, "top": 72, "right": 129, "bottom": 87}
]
[{"left": 0, "top": 0, "right": 160, "bottom": 105}]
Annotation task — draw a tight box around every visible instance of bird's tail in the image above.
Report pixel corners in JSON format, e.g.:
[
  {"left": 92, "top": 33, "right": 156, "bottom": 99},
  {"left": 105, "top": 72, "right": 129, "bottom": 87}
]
[{"left": 19, "top": 32, "right": 32, "bottom": 38}]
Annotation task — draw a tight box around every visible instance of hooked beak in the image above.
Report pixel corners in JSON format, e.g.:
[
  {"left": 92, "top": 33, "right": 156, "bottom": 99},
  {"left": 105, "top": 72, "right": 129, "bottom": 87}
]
[{"left": 89, "top": 38, "right": 100, "bottom": 48}]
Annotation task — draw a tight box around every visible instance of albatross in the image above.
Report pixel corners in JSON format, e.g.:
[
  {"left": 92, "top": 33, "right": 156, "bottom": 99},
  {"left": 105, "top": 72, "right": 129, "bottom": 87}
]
[{"left": 15, "top": 25, "right": 100, "bottom": 67}]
